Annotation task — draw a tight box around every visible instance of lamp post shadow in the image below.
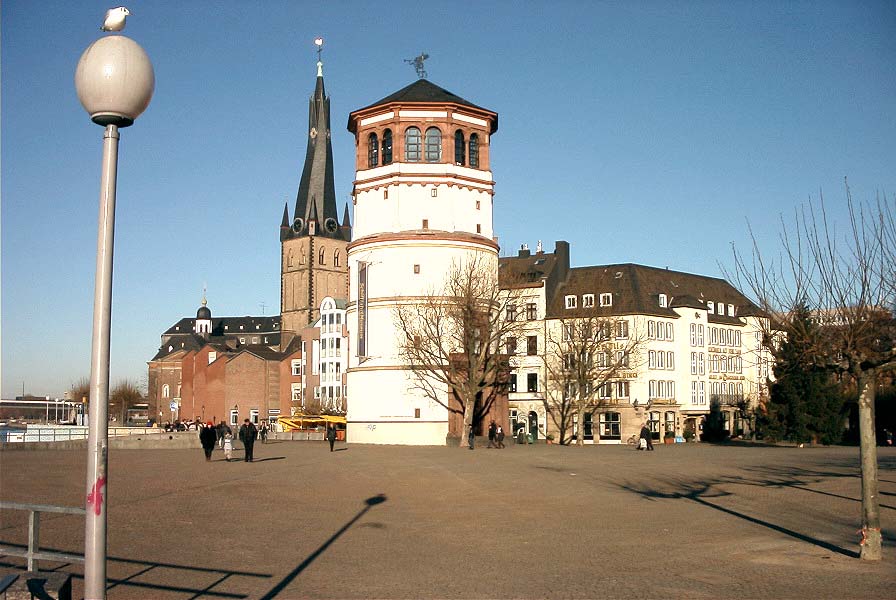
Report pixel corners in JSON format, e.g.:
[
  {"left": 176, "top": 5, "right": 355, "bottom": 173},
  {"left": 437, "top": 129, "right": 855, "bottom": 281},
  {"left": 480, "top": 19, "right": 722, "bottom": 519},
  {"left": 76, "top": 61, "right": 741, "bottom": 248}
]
[{"left": 259, "top": 494, "right": 387, "bottom": 600}]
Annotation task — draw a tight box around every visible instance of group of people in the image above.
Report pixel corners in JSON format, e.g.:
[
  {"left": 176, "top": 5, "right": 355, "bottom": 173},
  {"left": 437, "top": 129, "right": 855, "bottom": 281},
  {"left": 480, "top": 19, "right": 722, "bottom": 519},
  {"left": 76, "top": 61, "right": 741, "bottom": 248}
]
[
  {"left": 198, "top": 419, "right": 262, "bottom": 462},
  {"left": 486, "top": 420, "right": 506, "bottom": 449},
  {"left": 638, "top": 422, "right": 655, "bottom": 451}
]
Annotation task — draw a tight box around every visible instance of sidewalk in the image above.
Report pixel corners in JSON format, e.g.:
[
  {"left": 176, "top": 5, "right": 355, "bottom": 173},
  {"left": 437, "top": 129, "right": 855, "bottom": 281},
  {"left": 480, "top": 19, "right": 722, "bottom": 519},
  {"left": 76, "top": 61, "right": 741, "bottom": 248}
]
[{"left": 1, "top": 441, "right": 894, "bottom": 598}]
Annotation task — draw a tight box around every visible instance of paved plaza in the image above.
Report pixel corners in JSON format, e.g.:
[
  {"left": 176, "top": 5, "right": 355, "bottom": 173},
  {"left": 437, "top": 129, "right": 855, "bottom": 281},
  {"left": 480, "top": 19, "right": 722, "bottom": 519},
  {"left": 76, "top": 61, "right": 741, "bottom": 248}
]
[{"left": 1, "top": 440, "right": 894, "bottom": 599}]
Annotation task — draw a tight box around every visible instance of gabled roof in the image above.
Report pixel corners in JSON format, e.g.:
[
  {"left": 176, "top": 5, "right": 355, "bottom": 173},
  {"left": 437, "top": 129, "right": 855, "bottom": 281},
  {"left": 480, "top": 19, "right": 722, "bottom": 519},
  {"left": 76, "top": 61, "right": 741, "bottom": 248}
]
[
  {"left": 545, "top": 263, "right": 763, "bottom": 322},
  {"left": 499, "top": 252, "right": 559, "bottom": 289}
]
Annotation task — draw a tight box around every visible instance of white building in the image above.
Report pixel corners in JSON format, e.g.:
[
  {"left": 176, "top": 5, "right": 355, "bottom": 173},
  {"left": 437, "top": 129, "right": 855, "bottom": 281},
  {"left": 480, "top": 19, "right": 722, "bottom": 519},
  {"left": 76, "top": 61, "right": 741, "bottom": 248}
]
[{"left": 345, "top": 80, "right": 500, "bottom": 444}]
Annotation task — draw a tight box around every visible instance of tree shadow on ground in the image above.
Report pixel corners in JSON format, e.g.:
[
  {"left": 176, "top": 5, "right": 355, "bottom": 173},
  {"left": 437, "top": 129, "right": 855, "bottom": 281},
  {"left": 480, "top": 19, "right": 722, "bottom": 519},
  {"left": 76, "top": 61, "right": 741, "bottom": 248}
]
[
  {"left": 614, "top": 472, "right": 863, "bottom": 558},
  {"left": 258, "top": 494, "right": 387, "bottom": 599}
]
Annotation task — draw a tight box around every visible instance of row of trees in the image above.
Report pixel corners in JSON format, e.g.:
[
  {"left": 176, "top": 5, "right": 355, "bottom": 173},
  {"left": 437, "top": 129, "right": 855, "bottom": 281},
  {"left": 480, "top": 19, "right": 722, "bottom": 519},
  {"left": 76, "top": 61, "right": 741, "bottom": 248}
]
[{"left": 70, "top": 377, "right": 146, "bottom": 423}]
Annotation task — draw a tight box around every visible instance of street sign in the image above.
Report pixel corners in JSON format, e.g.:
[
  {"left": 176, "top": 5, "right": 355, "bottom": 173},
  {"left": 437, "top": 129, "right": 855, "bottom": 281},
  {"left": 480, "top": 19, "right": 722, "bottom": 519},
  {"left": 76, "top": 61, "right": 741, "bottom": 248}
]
[{"left": 169, "top": 401, "right": 177, "bottom": 411}]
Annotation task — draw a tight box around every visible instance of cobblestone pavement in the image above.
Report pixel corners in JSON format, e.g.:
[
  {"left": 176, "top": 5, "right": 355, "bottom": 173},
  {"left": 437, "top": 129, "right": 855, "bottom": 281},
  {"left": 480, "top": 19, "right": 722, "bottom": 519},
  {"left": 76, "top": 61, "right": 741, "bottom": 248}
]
[{"left": 1, "top": 441, "right": 894, "bottom": 599}]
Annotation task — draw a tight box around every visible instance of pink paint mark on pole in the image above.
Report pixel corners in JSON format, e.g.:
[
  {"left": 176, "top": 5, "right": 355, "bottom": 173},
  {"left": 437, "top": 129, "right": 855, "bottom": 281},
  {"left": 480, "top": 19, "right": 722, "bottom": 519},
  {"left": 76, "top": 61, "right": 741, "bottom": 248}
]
[{"left": 86, "top": 476, "right": 107, "bottom": 516}]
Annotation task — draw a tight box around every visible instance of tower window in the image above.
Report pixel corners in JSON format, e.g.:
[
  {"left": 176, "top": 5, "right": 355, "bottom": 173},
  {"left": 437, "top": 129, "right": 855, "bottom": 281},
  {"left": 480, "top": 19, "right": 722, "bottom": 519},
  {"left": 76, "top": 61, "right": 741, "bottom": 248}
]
[
  {"left": 424, "top": 127, "right": 441, "bottom": 162},
  {"left": 469, "top": 133, "right": 480, "bottom": 168},
  {"left": 334, "top": 250, "right": 340, "bottom": 267},
  {"left": 382, "top": 129, "right": 393, "bottom": 164},
  {"left": 454, "top": 130, "right": 465, "bottom": 165},
  {"left": 367, "top": 132, "right": 379, "bottom": 168},
  {"left": 405, "top": 127, "right": 421, "bottom": 161},
  {"left": 319, "top": 247, "right": 326, "bottom": 265},
  {"left": 422, "top": 219, "right": 429, "bottom": 229}
]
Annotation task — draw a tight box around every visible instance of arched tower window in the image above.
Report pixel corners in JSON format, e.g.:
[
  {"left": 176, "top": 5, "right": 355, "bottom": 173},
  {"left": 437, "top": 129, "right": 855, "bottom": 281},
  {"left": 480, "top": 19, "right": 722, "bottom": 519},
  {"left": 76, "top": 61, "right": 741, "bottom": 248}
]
[
  {"left": 382, "top": 129, "right": 393, "bottom": 165},
  {"left": 405, "top": 127, "right": 421, "bottom": 162},
  {"left": 469, "top": 133, "right": 480, "bottom": 168},
  {"left": 424, "top": 127, "right": 441, "bottom": 162},
  {"left": 319, "top": 247, "right": 326, "bottom": 265},
  {"left": 333, "top": 250, "right": 340, "bottom": 267},
  {"left": 162, "top": 384, "right": 170, "bottom": 399},
  {"left": 454, "top": 130, "right": 465, "bottom": 165},
  {"left": 367, "top": 132, "right": 379, "bottom": 168}
]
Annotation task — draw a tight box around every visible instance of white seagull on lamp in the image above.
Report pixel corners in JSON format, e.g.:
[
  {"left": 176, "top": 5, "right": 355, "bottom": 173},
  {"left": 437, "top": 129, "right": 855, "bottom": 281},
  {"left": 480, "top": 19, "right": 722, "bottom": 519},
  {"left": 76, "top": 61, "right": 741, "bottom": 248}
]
[{"left": 101, "top": 7, "right": 130, "bottom": 32}]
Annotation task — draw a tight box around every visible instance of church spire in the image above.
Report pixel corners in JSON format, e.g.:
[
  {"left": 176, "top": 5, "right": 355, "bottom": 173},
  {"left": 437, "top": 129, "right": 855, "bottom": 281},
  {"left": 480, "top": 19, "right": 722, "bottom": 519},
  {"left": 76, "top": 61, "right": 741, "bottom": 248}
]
[{"left": 289, "top": 37, "right": 343, "bottom": 240}]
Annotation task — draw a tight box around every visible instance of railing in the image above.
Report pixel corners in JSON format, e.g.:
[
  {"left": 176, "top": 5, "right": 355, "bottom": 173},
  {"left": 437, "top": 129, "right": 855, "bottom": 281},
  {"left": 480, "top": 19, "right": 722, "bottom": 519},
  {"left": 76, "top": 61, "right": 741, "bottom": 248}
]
[
  {"left": 1, "top": 426, "right": 163, "bottom": 443},
  {"left": 0, "top": 501, "right": 85, "bottom": 571}
]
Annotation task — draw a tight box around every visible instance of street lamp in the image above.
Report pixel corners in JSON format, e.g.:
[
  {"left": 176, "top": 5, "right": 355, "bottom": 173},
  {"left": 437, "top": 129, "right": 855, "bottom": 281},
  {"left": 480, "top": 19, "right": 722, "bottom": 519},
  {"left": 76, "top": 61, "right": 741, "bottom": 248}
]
[{"left": 75, "top": 31, "right": 153, "bottom": 600}]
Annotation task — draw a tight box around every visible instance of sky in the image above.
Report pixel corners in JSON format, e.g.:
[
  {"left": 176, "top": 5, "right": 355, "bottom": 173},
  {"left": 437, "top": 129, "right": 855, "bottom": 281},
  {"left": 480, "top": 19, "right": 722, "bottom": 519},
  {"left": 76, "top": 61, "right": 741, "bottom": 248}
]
[{"left": 2, "top": 1, "right": 894, "bottom": 399}]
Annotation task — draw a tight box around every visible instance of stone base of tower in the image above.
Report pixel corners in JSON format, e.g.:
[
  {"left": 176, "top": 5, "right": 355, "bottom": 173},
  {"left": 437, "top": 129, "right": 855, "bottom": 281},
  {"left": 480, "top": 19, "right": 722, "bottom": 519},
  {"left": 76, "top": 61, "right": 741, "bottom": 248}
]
[{"left": 346, "top": 367, "right": 451, "bottom": 445}]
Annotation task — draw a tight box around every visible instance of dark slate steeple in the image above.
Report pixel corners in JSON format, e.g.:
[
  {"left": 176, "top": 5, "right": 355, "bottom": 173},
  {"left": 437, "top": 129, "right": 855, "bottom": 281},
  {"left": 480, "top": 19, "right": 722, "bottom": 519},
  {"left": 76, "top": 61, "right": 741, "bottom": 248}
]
[{"left": 285, "top": 59, "right": 346, "bottom": 241}]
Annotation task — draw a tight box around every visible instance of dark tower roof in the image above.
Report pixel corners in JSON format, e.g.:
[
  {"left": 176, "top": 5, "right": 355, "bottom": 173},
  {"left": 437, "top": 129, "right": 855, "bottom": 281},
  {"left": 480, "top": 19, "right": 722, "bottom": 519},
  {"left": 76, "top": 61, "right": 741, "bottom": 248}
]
[
  {"left": 350, "top": 79, "right": 498, "bottom": 134},
  {"left": 284, "top": 61, "right": 346, "bottom": 241}
]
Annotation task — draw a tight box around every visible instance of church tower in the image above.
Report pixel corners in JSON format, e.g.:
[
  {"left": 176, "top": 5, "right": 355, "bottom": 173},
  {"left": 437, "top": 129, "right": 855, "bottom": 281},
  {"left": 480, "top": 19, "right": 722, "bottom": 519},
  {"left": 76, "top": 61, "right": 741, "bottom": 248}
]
[
  {"left": 280, "top": 54, "right": 351, "bottom": 335},
  {"left": 345, "top": 78, "right": 499, "bottom": 444}
]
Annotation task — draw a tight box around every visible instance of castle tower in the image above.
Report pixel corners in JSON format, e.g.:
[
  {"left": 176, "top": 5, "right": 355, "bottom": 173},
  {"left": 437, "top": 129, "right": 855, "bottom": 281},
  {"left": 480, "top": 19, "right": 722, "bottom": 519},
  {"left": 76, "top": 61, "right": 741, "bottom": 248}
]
[
  {"left": 345, "top": 79, "right": 499, "bottom": 444},
  {"left": 280, "top": 58, "right": 350, "bottom": 334}
]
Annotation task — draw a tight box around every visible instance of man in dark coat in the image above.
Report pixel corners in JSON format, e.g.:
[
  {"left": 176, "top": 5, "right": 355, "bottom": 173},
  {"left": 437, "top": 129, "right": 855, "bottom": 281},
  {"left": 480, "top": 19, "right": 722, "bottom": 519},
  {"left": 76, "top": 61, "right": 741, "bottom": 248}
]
[
  {"left": 199, "top": 422, "right": 217, "bottom": 461},
  {"left": 487, "top": 420, "right": 497, "bottom": 448},
  {"left": 639, "top": 422, "right": 654, "bottom": 451},
  {"left": 239, "top": 418, "right": 258, "bottom": 462},
  {"left": 326, "top": 424, "right": 337, "bottom": 452}
]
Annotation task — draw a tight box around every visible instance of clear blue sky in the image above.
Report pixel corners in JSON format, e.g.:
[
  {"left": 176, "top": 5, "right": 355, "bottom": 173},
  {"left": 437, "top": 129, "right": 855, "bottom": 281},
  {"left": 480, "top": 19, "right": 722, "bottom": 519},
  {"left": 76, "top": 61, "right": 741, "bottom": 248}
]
[{"left": 2, "top": 1, "right": 894, "bottom": 399}]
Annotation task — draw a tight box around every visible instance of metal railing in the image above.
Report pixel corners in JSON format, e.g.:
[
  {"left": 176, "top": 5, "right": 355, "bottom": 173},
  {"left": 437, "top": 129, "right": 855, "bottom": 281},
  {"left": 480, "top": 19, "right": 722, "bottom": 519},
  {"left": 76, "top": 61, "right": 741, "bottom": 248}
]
[
  {"left": 0, "top": 501, "right": 86, "bottom": 571},
  {"left": 1, "top": 426, "right": 162, "bottom": 443}
]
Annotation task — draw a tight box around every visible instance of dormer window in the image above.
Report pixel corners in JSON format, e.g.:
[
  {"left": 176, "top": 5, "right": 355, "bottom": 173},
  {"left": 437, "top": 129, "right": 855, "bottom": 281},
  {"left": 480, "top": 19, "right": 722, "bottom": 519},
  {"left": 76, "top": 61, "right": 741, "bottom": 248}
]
[
  {"left": 659, "top": 294, "right": 668, "bottom": 308},
  {"left": 565, "top": 295, "right": 577, "bottom": 309},
  {"left": 583, "top": 294, "right": 595, "bottom": 308},
  {"left": 600, "top": 293, "right": 612, "bottom": 307},
  {"left": 707, "top": 301, "right": 715, "bottom": 314},
  {"left": 727, "top": 304, "right": 735, "bottom": 316}
]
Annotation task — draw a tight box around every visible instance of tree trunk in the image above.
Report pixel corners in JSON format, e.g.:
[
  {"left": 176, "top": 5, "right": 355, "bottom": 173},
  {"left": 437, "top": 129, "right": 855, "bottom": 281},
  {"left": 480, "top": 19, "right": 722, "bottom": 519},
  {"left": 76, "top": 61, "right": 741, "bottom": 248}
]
[
  {"left": 857, "top": 370, "right": 882, "bottom": 560},
  {"left": 576, "top": 400, "right": 585, "bottom": 446},
  {"left": 460, "top": 399, "right": 474, "bottom": 448}
]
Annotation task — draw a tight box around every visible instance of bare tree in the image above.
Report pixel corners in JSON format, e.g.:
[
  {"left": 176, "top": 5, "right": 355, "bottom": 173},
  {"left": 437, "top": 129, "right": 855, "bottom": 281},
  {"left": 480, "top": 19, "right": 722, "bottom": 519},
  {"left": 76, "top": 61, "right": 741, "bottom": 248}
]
[
  {"left": 111, "top": 379, "right": 144, "bottom": 425},
  {"left": 543, "top": 317, "right": 646, "bottom": 445},
  {"left": 71, "top": 377, "right": 91, "bottom": 405},
  {"left": 730, "top": 184, "right": 895, "bottom": 560},
  {"left": 394, "top": 254, "right": 522, "bottom": 447}
]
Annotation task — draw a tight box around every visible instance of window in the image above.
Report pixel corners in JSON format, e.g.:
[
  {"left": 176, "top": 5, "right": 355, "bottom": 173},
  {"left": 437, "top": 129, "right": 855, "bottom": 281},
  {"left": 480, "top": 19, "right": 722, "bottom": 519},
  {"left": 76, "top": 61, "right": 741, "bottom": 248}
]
[
  {"left": 413, "top": 264, "right": 420, "bottom": 274},
  {"left": 648, "top": 350, "right": 656, "bottom": 369},
  {"left": 616, "top": 351, "right": 629, "bottom": 368},
  {"left": 707, "top": 301, "right": 715, "bottom": 314},
  {"left": 600, "top": 293, "right": 612, "bottom": 306},
  {"left": 291, "top": 360, "right": 301, "bottom": 376},
  {"left": 291, "top": 383, "right": 303, "bottom": 407},
  {"left": 162, "top": 384, "right": 170, "bottom": 399},
  {"left": 454, "top": 130, "right": 465, "bottom": 165},
  {"left": 424, "top": 127, "right": 441, "bottom": 162},
  {"left": 405, "top": 127, "right": 421, "bottom": 161},
  {"left": 506, "top": 337, "right": 517, "bottom": 355},
  {"left": 319, "top": 247, "right": 326, "bottom": 265},
  {"left": 600, "top": 412, "right": 621, "bottom": 439},
  {"left": 698, "top": 381, "right": 705, "bottom": 404},
  {"left": 666, "top": 322, "right": 674, "bottom": 340},
  {"left": 526, "top": 303, "right": 537, "bottom": 320},
  {"left": 690, "top": 352, "right": 698, "bottom": 375},
  {"left": 698, "top": 352, "right": 705, "bottom": 375},
  {"left": 468, "top": 133, "right": 480, "bottom": 167},
  {"left": 431, "top": 187, "right": 438, "bottom": 198},
  {"left": 728, "top": 304, "right": 735, "bottom": 316},
  {"left": 616, "top": 381, "right": 630, "bottom": 398},
  {"left": 334, "top": 250, "right": 340, "bottom": 267},
  {"left": 250, "top": 409, "right": 259, "bottom": 424},
  {"left": 615, "top": 320, "right": 628, "bottom": 338},
  {"left": 381, "top": 129, "right": 393, "bottom": 164},
  {"left": 508, "top": 374, "right": 517, "bottom": 392},
  {"left": 229, "top": 409, "right": 239, "bottom": 426},
  {"left": 527, "top": 373, "right": 538, "bottom": 393},
  {"left": 667, "top": 351, "right": 674, "bottom": 370},
  {"left": 422, "top": 219, "right": 429, "bottom": 229},
  {"left": 506, "top": 304, "right": 517, "bottom": 321},
  {"left": 563, "top": 323, "right": 573, "bottom": 341},
  {"left": 367, "top": 132, "right": 379, "bottom": 167},
  {"left": 526, "top": 335, "right": 537, "bottom": 355},
  {"left": 659, "top": 293, "right": 668, "bottom": 307},
  {"left": 598, "top": 383, "right": 612, "bottom": 400},
  {"left": 583, "top": 294, "right": 595, "bottom": 308},
  {"left": 208, "top": 351, "right": 217, "bottom": 364},
  {"left": 648, "top": 321, "right": 656, "bottom": 339},
  {"left": 596, "top": 322, "right": 611, "bottom": 340},
  {"left": 565, "top": 295, "right": 577, "bottom": 309}
]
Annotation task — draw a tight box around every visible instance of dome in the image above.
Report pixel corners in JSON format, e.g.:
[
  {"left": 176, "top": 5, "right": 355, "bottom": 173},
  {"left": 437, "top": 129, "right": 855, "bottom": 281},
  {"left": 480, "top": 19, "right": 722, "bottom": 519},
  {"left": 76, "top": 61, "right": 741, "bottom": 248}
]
[{"left": 197, "top": 305, "right": 211, "bottom": 320}]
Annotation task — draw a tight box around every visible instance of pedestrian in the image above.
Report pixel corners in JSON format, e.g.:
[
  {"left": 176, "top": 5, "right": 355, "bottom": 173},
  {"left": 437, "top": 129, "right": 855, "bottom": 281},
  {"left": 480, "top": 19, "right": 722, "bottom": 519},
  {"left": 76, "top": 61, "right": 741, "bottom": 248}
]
[
  {"left": 468, "top": 425, "right": 475, "bottom": 450},
  {"left": 639, "top": 422, "right": 654, "bottom": 451},
  {"left": 217, "top": 421, "right": 231, "bottom": 449},
  {"left": 260, "top": 421, "right": 269, "bottom": 443},
  {"left": 326, "top": 423, "right": 337, "bottom": 452},
  {"left": 496, "top": 425, "right": 505, "bottom": 449},
  {"left": 884, "top": 428, "right": 894, "bottom": 446},
  {"left": 223, "top": 431, "right": 234, "bottom": 462},
  {"left": 239, "top": 418, "right": 258, "bottom": 462},
  {"left": 199, "top": 421, "right": 217, "bottom": 461},
  {"left": 487, "top": 420, "right": 497, "bottom": 448}
]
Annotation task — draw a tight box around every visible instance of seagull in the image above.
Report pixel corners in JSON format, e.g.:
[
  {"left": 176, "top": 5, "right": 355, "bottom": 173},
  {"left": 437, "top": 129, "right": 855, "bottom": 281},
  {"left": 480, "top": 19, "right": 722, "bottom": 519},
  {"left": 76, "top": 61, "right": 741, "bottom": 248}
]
[{"left": 101, "top": 6, "right": 130, "bottom": 32}]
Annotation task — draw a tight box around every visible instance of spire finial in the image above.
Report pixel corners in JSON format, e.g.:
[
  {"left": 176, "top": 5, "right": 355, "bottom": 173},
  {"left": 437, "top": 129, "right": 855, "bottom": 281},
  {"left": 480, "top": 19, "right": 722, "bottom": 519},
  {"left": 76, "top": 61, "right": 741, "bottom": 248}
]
[
  {"left": 404, "top": 52, "right": 429, "bottom": 79},
  {"left": 201, "top": 284, "right": 207, "bottom": 307},
  {"left": 314, "top": 37, "right": 324, "bottom": 76}
]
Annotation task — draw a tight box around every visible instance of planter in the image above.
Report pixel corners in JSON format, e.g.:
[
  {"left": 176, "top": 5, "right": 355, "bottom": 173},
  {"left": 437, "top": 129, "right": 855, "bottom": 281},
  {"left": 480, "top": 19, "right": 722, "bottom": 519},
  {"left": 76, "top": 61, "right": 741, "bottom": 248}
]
[{"left": 664, "top": 437, "right": 675, "bottom": 444}]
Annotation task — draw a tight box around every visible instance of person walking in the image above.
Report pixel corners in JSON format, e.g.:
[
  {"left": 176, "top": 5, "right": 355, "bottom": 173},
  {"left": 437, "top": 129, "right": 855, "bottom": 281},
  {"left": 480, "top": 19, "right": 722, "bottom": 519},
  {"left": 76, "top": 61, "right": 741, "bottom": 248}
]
[
  {"left": 260, "top": 421, "right": 269, "bottom": 443},
  {"left": 487, "top": 420, "right": 497, "bottom": 448},
  {"left": 199, "top": 422, "right": 217, "bottom": 461},
  {"left": 217, "top": 421, "right": 231, "bottom": 449},
  {"left": 496, "top": 424, "right": 505, "bottom": 449},
  {"left": 467, "top": 425, "right": 475, "bottom": 450},
  {"left": 326, "top": 424, "right": 337, "bottom": 452},
  {"left": 239, "top": 418, "right": 258, "bottom": 462},
  {"left": 223, "top": 431, "right": 234, "bottom": 462},
  {"left": 639, "top": 422, "right": 654, "bottom": 451}
]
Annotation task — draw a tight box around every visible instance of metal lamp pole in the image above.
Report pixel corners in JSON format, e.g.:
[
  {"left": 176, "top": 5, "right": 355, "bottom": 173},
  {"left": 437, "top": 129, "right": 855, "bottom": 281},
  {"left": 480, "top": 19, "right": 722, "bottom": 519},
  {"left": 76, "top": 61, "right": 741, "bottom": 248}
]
[{"left": 75, "top": 33, "right": 153, "bottom": 600}]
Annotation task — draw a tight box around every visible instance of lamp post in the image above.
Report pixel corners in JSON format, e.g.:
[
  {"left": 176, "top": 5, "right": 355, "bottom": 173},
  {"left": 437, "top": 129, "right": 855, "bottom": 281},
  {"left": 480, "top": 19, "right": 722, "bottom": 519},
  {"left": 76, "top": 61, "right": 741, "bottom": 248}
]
[{"left": 75, "top": 33, "right": 153, "bottom": 600}]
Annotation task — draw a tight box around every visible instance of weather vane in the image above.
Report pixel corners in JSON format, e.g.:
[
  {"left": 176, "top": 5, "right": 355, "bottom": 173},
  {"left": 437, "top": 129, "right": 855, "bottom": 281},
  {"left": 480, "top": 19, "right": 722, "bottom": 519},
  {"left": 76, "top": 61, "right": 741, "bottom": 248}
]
[
  {"left": 314, "top": 36, "right": 324, "bottom": 62},
  {"left": 404, "top": 52, "right": 429, "bottom": 79}
]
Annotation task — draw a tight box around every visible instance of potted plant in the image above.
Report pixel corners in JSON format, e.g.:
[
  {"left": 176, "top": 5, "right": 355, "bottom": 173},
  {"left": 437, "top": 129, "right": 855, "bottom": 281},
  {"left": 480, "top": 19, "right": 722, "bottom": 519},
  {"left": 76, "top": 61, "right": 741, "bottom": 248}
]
[
  {"left": 545, "top": 434, "right": 555, "bottom": 445},
  {"left": 664, "top": 430, "right": 675, "bottom": 444}
]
